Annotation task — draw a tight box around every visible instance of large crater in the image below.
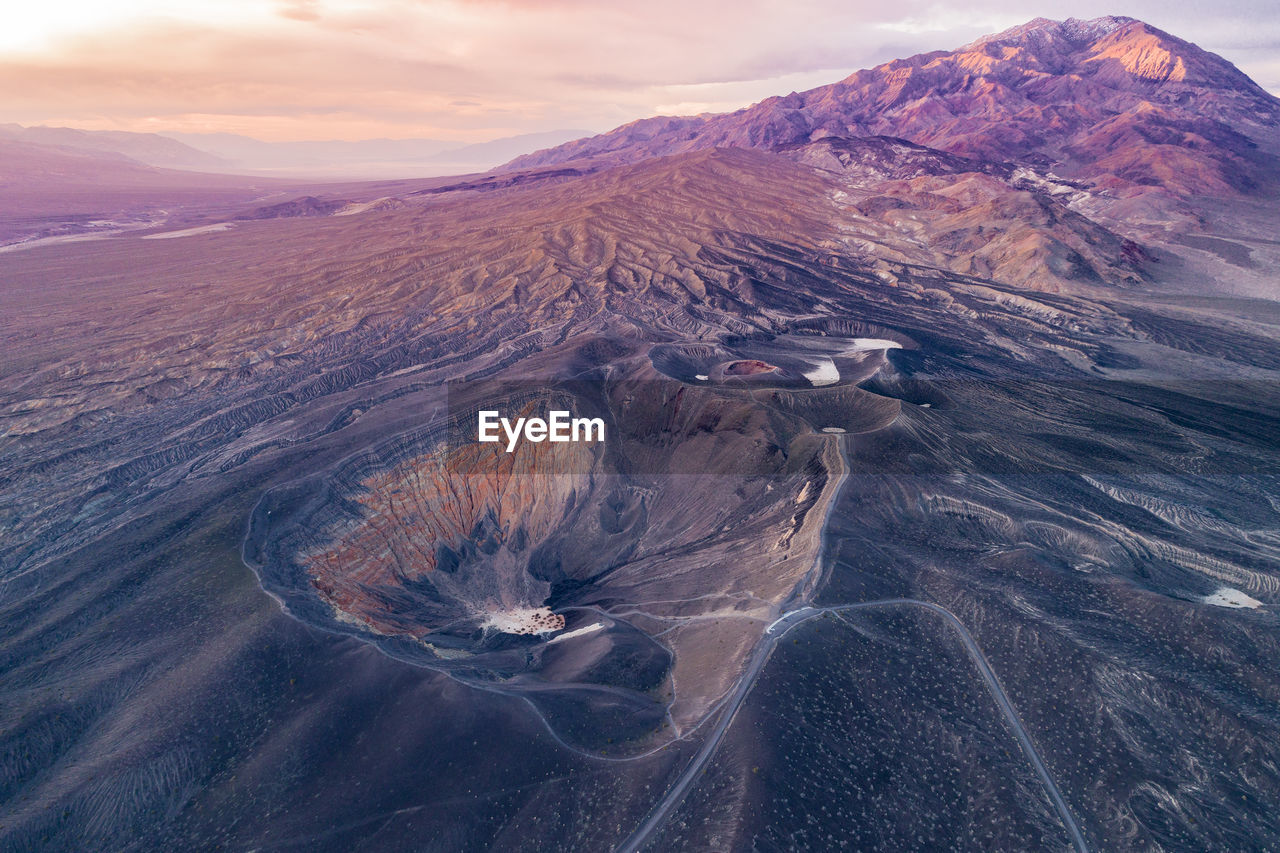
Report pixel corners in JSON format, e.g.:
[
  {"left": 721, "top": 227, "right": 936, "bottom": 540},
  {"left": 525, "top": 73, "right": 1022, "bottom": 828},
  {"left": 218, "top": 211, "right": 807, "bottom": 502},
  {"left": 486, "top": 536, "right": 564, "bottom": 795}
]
[{"left": 244, "top": 350, "right": 903, "bottom": 750}]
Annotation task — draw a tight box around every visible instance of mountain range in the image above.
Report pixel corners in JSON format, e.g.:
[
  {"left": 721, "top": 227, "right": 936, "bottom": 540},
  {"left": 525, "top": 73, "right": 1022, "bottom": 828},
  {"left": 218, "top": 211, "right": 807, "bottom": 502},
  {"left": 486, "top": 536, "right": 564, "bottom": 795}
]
[
  {"left": 488, "top": 16, "right": 1280, "bottom": 294},
  {"left": 507, "top": 17, "right": 1279, "bottom": 198}
]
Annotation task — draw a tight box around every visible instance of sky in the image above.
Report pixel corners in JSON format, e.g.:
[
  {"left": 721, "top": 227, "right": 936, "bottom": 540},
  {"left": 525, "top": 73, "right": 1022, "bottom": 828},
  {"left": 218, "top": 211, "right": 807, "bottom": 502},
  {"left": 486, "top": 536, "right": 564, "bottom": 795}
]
[{"left": 2, "top": 0, "right": 1278, "bottom": 143}]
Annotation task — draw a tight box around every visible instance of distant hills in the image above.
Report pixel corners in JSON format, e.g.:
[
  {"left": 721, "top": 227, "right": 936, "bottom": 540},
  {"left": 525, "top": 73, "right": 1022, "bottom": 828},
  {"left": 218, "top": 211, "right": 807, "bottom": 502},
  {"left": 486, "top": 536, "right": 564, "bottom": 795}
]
[
  {"left": 0, "top": 124, "right": 226, "bottom": 171},
  {"left": 162, "top": 128, "right": 594, "bottom": 178},
  {"left": 0, "top": 124, "right": 592, "bottom": 180}
]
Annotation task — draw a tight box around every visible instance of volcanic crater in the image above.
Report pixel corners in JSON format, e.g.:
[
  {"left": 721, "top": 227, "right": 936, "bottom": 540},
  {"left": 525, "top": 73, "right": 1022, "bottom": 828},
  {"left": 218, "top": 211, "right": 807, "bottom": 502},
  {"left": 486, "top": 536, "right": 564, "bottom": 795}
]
[{"left": 244, "top": 343, "right": 904, "bottom": 748}]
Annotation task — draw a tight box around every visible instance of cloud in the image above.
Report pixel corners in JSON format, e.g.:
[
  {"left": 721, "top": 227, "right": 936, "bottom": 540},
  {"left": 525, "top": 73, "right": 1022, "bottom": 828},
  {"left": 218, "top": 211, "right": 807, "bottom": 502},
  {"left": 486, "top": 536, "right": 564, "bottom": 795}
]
[{"left": 279, "top": 1, "right": 322, "bottom": 22}]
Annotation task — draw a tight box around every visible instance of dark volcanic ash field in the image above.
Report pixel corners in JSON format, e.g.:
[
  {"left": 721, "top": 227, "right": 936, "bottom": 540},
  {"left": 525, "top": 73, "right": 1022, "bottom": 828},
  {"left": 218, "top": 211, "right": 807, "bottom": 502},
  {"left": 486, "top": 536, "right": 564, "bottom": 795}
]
[{"left": 4, "top": 15, "right": 1280, "bottom": 852}]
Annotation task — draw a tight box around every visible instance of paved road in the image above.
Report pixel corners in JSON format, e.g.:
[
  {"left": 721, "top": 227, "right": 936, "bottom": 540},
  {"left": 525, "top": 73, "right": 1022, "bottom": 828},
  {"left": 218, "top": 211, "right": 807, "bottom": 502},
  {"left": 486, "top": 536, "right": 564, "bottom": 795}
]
[{"left": 615, "top": 438, "right": 1089, "bottom": 853}]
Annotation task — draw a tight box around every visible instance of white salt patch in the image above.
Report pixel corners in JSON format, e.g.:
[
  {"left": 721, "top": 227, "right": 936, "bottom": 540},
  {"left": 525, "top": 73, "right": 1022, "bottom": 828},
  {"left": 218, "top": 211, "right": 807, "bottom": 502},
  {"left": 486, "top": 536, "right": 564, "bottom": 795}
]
[
  {"left": 803, "top": 359, "right": 840, "bottom": 386},
  {"left": 548, "top": 622, "right": 605, "bottom": 644},
  {"left": 694, "top": 374, "right": 709, "bottom": 381},
  {"left": 1202, "top": 587, "right": 1262, "bottom": 609},
  {"left": 143, "top": 223, "right": 234, "bottom": 239},
  {"left": 0, "top": 232, "right": 118, "bottom": 253},
  {"left": 424, "top": 642, "right": 472, "bottom": 660},
  {"left": 386, "top": 363, "right": 428, "bottom": 378},
  {"left": 481, "top": 606, "right": 565, "bottom": 634},
  {"left": 331, "top": 605, "right": 379, "bottom": 632},
  {"left": 335, "top": 197, "right": 391, "bottom": 216},
  {"left": 844, "top": 338, "right": 904, "bottom": 352}
]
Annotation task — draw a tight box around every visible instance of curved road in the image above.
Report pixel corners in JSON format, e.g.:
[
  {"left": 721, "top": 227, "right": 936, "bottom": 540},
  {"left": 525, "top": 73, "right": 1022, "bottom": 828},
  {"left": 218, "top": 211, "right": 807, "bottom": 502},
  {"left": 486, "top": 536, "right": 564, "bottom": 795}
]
[{"left": 615, "top": 439, "right": 1089, "bottom": 853}]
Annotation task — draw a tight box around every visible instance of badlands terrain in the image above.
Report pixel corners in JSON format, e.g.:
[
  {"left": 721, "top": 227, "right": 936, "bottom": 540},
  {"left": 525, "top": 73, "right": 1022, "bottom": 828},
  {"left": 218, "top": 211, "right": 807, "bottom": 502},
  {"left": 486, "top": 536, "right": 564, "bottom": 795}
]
[{"left": 2, "top": 15, "right": 1280, "bottom": 851}]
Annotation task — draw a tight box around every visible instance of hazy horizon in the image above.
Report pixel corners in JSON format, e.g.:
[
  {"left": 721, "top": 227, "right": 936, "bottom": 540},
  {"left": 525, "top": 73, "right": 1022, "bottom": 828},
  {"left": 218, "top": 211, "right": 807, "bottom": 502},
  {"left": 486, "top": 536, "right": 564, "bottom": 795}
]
[{"left": 3, "top": 1, "right": 1279, "bottom": 144}]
